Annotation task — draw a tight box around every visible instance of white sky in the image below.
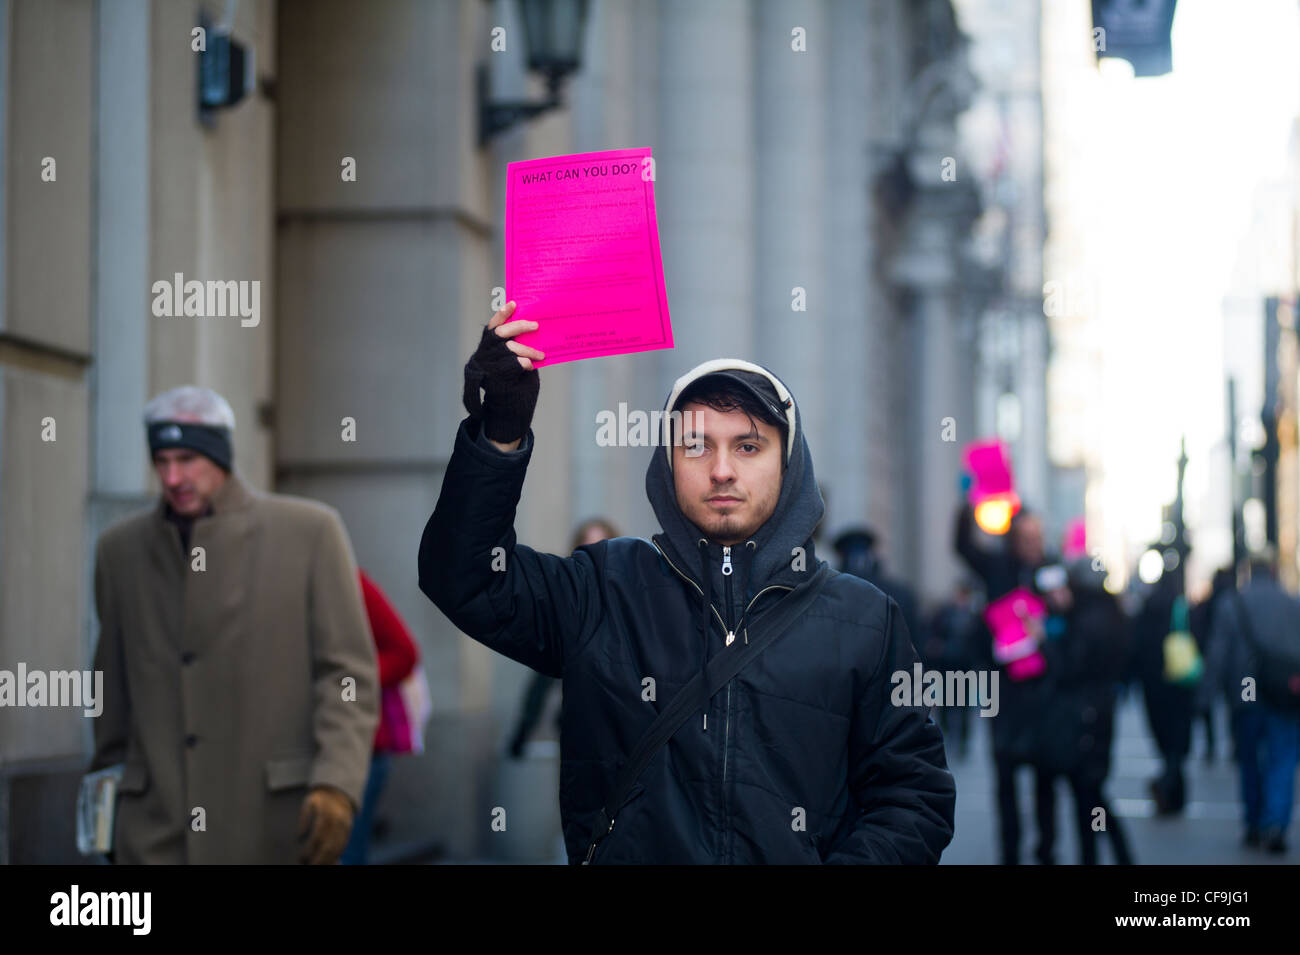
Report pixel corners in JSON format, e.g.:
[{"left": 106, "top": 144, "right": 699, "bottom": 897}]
[{"left": 1085, "top": 0, "right": 1299, "bottom": 585}]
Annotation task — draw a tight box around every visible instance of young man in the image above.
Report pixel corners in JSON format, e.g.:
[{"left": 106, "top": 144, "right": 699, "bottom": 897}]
[
  {"left": 419, "top": 303, "right": 955, "bottom": 863},
  {"left": 90, "top": 386, "right": 378, "bottom": 864}
]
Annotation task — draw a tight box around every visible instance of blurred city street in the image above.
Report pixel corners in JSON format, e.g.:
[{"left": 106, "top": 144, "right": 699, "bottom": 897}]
[
  {"left": 431, "top": 695, "right": 1296, "bottom": 866},
  {"left": 943, "top": 696, "right": 1292, "bottom": 865},
  {"left": 4, "top": 0, "right": 1300, "bottom": 873}
]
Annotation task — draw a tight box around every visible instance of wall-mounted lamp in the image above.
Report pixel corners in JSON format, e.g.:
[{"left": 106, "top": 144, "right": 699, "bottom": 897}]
[
  {"left": 197, "top": 10, "right": 254, "bottom": 128},
  {"left": 478, "top": 0, "right": 589, "bottom": 146}
]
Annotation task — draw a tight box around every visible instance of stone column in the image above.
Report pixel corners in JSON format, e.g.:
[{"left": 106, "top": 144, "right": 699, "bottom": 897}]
[
  {"left": 563, "top": 0, "right": 663, "bottom": 540},
  {"left": 821, "top": 0, "right": 872, "bottom": 534},
  {"left": 0, "top": 0, "right": 93, "bottom": 862},
  {"left": 654, "top": 0, "right": 755, "bottom": 395},
  {"left": 755, "top": 0, "right": 827, "bottom": 487},
  {"left": 276, "top": 0, "right": 498, "bottom": 858},
  {"left": 891, "top": 172, "right": 979, "bottom": 603}
]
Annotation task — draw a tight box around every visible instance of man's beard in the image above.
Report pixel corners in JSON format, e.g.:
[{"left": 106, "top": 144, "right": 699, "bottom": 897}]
[{"left": 700, "top": 509, "right": 756, "bottom": 543}]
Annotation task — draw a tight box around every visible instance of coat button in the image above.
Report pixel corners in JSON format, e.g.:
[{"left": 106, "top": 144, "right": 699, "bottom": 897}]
[
  {"left": 181, "top": 652, "right": 195, "bottom": 665},
  {"left": 185, "top": 734, "right": 198, "bottom": 748}
]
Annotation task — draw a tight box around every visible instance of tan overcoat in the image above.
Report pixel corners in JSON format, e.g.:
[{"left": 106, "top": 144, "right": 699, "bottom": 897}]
[{"left": 90, "top": 473, "right": 378, "bottom": 863}]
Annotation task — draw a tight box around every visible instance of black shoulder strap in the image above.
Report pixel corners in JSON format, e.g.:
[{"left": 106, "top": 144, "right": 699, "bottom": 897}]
[{"left": 582, "top": 562, "right": 835, "bottom": 864}]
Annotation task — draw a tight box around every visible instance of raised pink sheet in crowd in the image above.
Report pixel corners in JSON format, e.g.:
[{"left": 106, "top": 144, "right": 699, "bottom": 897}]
[
  {"left": 962, "top": 438, "right": 1016, "bottom": 503},
  {"left": 505, "top": 148, "right": 673, "bottom": 367}
]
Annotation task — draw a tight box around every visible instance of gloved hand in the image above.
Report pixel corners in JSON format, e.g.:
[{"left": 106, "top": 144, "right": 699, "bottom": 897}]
[
  {"left": 298, "top": 785, "right": 355, "bottom": 865},
  {"left": 462, "top": 302, "right": 543, "bottom": 443}
]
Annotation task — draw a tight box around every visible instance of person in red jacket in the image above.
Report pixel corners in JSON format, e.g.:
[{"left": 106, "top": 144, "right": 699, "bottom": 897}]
[{"left": 341, "top": 569, "right": 421, "bottom": 864}]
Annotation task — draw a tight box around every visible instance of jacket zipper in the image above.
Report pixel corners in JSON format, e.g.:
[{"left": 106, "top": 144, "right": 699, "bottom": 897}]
[
  {"left": 652, "top": 538, "right": 730, "bottom": 639},
  {"left": 722, "top": 546, "right": 733, "bottom": 862},
  {"left": 721, "top": 546, "right": 733, "bottom": 781},
  {"left": 722, "top": 546, "right": 734, "bottom": 641},
  {"left": 723, "top": 678, "right": 732, "bottom": 862},
  {"left": 651, "top": 538, "right": 792, "bottom": 641},
  {"left": 653, "top": 536, "right": 798, "bottom": 864}
]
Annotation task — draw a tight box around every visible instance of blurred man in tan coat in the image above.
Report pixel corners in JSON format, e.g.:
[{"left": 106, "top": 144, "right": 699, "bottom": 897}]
[{"left": 89, "top": 386, "right": 378, "bottom": 864}]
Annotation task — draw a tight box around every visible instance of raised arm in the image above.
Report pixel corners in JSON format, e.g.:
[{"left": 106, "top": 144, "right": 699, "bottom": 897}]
[
  {"left": 417, "top": 302, "right": 602, "bottom": 677},
  {"left": 953, "top": 501, "right": 996, "bottom": 585}
]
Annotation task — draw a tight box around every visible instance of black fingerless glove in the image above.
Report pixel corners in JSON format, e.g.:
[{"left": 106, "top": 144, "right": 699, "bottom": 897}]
[{"left": 462, "top": 324, "right": 540, "bottom": 443}]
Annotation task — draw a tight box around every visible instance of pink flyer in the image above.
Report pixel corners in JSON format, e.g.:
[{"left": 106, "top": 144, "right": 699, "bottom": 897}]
[{"left": 505, "top": 147, "right": 673, "bottom": 367}]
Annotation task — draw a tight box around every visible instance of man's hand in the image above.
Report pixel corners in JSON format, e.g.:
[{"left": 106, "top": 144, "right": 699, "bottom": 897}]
[
  {"left": 297, "top": 785, "right": 355, "bottom": 865},
  {"left": 462, "top": 301, "right": 546, "bottom": 451}
]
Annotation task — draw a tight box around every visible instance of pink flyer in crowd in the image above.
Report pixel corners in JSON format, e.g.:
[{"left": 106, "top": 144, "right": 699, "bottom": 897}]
[{"left": 505, "top": 147, "right": 673, "bottom": 367}]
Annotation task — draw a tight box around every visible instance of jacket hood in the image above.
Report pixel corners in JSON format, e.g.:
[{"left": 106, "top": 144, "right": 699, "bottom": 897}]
[{"left": 645, "top": 359, "right": 825, "bottom": 643}]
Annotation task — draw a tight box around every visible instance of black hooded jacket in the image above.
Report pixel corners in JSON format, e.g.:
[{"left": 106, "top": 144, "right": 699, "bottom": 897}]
[{"left": 418, "top": 361, "right": 955, "bottom": 863}]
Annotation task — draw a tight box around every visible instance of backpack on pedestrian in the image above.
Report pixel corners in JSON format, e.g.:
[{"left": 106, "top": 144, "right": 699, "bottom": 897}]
[
  {"left": 1162, "top": 595, "right": 1202, "bottom": 686},
  {"left": 1233, "top": 594, "right": 1300, "bottom": 713}
]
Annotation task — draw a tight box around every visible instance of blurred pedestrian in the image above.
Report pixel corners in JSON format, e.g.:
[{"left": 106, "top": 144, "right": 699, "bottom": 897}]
[
  {"left": 89, "top": 386, "right": 378, "bottom": 864},
  {"left": 833, "top": 527, "right": 921, "bottom": 644},
  {"left": 1189, "top": 568, "right": 1235, "bottom": 762},
  {"left": 341, "top": 569, "right": 423, "bottom": 865},
  {"left": 507, "top": 518, "right": 619, "bottom": 759},
  {"left": 954, "top": 502, "right": 1063, "bottom": 864},
  {"left": 1134, "top": 565, "right": 1196, "bottom": 815},
  {"left": 920, "top": 580, "right": 982, "bottom": 759},
  {"left": 1200, "top": 548, "right": 1300, "bottom": 853},
  {"left": 1039, "top": 557, "right": 1135, "bottom": 864}
]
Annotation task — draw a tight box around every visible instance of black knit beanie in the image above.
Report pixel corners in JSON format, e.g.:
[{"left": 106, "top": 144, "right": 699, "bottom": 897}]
[{"left": 147, "top": 420, "right": 233, "bottom": 472}]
